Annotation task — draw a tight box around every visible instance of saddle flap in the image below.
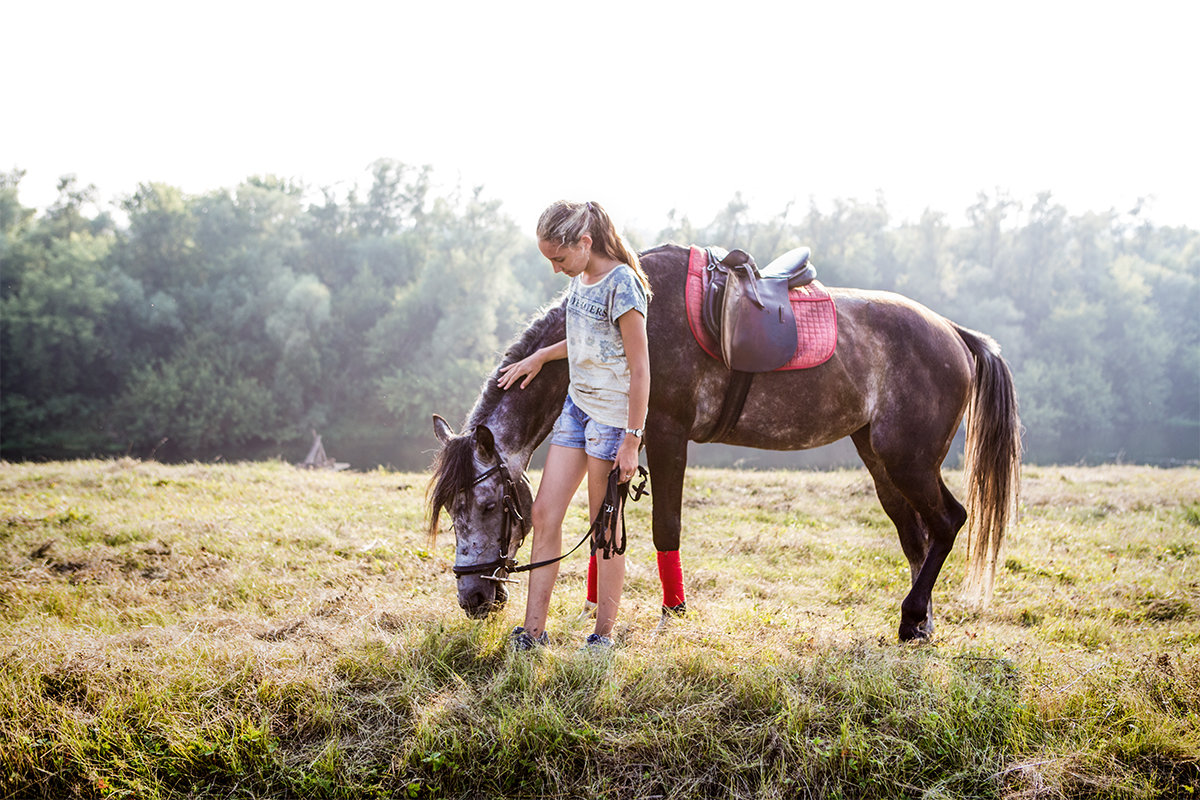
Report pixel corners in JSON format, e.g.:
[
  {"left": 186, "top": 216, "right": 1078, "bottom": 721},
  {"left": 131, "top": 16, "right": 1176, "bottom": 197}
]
[
  {"left": 685, "top": 245, "right": 837, "bottom": 374},
  {"left": 719, "top": 268, "right": 798, "bottom": 372}
]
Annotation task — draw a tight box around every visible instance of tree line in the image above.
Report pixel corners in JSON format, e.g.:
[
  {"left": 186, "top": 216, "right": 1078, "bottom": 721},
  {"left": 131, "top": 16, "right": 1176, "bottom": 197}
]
[{"left": 2, "top": 163, "right": 1196, "bottom": 468}]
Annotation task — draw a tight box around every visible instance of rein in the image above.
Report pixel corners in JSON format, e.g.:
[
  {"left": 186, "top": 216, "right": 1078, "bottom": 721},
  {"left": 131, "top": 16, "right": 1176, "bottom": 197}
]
[
  {"left": 590, "top": 465, "right": 649, "bottom": 559},
  {"left": 450, "top": 463, "right": 648, "bottom": 584}
]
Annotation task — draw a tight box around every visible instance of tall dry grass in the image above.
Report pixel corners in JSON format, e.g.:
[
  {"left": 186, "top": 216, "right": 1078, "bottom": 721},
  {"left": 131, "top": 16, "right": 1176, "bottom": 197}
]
[{"left": 1, "top": 459, "right": 1196, "bottom": 798}]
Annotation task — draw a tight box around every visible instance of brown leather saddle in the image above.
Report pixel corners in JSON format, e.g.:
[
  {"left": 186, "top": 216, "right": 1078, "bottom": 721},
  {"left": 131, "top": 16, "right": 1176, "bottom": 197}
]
[{"left": 700, "top": 246, "right": 816, "bottom": 372}]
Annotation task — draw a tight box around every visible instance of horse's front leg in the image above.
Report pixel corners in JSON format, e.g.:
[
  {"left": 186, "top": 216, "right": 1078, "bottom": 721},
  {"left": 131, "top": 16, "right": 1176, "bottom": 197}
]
[{"left": 645, "top": 424, "right": 690, "bottom": 615}]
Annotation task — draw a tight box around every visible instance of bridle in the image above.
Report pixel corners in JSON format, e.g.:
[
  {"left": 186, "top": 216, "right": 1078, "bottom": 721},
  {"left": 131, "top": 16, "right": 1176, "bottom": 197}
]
[
  {"left": 450, "top": 460, "right": 648, "bottom": 584},
  {"left": 450, "top": 461, "right": 529, "bottom": 583}
]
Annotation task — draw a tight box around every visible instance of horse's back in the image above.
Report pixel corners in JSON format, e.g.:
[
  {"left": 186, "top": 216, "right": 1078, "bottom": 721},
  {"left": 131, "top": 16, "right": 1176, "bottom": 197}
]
[
  {"left": 722, "top": 287, "right": 975, "bottom": 449},
  {"left": 828, "top": 286, "right": 976, "bottom": 437},
  {"left": 640, "top": 247, "right": 976, "bottom": 450},
  {"left": 834, "top": 286, "right": 972, "bottom": 369}
]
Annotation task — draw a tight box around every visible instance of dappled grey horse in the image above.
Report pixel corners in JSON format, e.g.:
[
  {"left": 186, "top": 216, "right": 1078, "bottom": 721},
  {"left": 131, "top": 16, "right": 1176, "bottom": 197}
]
[{"left": 429, "top": 244, "right": 1020, "bottom": 641}]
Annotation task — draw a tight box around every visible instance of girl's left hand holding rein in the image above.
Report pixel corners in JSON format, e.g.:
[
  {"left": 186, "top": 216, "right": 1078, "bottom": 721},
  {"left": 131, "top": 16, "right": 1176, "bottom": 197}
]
[{"left": 614, "top": 434, "right": 641, "bottom": 483}]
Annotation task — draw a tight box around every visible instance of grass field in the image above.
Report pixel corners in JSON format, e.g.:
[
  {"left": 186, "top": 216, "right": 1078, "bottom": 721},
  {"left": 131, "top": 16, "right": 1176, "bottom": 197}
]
[{"left": 1, "top": 459, "right": 1197, "bottom": 799}]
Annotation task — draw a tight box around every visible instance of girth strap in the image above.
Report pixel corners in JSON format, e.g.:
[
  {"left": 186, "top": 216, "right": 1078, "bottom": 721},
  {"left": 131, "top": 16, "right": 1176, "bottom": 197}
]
[{"left": 695, "top": 370, "right": 754, "bottom": 443}]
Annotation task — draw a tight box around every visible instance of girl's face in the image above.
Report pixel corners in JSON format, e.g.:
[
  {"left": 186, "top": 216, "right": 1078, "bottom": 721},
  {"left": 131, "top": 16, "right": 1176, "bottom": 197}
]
[{"left": 538, "top": 236, "right": 591, "bottom": 277}]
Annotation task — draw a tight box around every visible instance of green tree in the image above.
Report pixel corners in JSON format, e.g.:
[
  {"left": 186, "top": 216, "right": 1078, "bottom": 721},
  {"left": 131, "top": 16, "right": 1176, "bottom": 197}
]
[
  {"left": 110, "top": 332, "right": 277, "bottom": 455},
  {"left": 1, "top": 177, "right": 120, "bottom": 456},
  {"left": 363, "top": 188, "right": 524, "bottom": 462}
]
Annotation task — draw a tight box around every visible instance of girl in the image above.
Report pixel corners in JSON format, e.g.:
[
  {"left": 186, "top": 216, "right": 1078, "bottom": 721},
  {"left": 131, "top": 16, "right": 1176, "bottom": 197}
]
[{"left": 497, "top": 200, "right": 651, "bottom": 649}]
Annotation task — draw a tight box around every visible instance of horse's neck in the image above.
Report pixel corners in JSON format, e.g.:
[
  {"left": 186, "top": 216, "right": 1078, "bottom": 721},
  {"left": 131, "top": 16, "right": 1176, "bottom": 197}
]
[{"left": 478, "top": 372, "right": 567, "bottom": 470}]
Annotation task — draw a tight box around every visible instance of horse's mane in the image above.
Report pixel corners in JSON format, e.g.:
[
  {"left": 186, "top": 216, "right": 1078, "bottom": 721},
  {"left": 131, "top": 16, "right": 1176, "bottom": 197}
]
[
  {"left": 640, "top": 243, "right": 685, "bottom": 259},
  {"left": 427, "top": 435, "right": 475, "bottom": 541},
  {"left": 466, "top": 299, "right": 566, "bottom": 428},
  {"left": 427, "top": 298, "right": 566, "bottom": 539}
]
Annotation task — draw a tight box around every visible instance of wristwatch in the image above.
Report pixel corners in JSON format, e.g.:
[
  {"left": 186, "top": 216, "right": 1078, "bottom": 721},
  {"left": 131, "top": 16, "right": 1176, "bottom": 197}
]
[{"left": 624, "top": 427, "right": 644, "bottom": 438}]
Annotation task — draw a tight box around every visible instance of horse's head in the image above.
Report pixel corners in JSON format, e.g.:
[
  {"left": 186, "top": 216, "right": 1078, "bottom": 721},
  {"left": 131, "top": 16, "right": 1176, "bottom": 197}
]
[{"left": 429, "top": 414, "right": 533, "bottom": 619}]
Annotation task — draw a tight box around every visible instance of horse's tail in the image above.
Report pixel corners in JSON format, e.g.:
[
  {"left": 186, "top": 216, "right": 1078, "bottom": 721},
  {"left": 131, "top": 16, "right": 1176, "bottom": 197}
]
[{"left": 955, "top": 325, "right": 1022, "bottom": 607}]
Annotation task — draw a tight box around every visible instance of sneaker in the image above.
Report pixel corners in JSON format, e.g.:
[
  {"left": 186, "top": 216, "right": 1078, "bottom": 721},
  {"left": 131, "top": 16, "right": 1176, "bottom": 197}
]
[
  {"left": 510, "top": 626, "right": 549, "bottom": 651},
  {"left": 584, "top": 632, "right": 614, "bottom": 649}
]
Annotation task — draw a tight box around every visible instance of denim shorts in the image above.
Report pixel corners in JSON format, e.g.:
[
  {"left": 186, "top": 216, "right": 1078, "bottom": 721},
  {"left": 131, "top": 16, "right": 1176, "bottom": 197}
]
[{"left": 549, "top": 395, "right": 624, "bottom": 461}]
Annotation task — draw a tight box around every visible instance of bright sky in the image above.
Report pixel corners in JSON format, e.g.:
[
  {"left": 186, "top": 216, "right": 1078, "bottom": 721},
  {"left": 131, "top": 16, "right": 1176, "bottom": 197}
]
[{"left": 5, "top": 0, "right": 1198, "bottom": 233}]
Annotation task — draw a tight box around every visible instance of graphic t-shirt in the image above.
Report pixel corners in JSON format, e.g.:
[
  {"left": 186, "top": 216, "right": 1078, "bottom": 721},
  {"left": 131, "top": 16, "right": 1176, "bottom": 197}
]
[{"left": 564, "top": 264, "right": 649, "bottom": 428}]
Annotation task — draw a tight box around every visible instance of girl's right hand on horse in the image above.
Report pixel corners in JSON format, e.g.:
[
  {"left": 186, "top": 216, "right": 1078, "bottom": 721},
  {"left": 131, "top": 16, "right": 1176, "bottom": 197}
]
[{"left": 498, "top": 352, "right": 543, "bottom": 390}]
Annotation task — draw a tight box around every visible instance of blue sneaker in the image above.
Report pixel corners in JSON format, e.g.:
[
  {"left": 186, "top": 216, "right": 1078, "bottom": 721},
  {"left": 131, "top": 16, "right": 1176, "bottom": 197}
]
[
  {"left": 510, "top": 626, "right": 549, "bottom": 651},
  {"left": 584, "top": 633, "right": 614, "bottom": 649}
]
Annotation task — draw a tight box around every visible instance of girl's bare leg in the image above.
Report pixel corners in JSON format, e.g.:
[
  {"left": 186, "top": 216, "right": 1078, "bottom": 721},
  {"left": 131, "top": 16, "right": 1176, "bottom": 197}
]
[
  {"left": 522, "top": 444, "right": 587, "bottom": 638},
  {"left": 588, "top": 455, "right": 626, "bottom": 638}
]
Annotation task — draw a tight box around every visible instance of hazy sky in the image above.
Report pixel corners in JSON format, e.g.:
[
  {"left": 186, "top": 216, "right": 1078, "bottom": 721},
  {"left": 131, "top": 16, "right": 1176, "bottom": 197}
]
[{"left": 5, "top": 1, "right": 1197, "bottom": 232}]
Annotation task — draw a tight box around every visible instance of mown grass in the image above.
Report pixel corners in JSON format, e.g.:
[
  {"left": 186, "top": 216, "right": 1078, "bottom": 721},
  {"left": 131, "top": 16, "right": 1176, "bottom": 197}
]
[{"left": 0, "top": 459, "right": 1196, "bottom": 799}]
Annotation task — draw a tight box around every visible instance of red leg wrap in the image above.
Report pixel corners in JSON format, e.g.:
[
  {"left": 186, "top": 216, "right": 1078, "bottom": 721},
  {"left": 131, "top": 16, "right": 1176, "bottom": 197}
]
[
  {"left": 657, "top": 550, "right": 686, "bottom": 608},
  {"left": 586, "top": 553, "right": 597, "bottom": 604}
]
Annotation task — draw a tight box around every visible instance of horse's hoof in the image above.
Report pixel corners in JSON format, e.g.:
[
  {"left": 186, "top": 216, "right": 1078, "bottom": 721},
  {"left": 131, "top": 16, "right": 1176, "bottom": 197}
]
[
  {"left": 575, "top": 600, "right": 598, "bottom": 621},
  {"left": 661, "top": 602, "right": 687, "bottom": 618},
  {"left": 898, "top": 622, "right": 932, "bottom": 643},
  {"left": 651, "top": 602, "right": 688, "bottom": 638}
]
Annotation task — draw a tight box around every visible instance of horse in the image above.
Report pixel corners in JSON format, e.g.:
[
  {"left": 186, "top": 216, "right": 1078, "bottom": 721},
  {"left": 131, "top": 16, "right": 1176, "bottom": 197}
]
[{"left": 428, "top": 243, "right": 1020, "bottom": 641}]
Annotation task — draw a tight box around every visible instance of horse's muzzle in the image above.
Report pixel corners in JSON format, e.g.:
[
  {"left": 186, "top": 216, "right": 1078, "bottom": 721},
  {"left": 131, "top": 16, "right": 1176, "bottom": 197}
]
[{"left": 458, "top": 580, "right": 508, "bottom": 619}]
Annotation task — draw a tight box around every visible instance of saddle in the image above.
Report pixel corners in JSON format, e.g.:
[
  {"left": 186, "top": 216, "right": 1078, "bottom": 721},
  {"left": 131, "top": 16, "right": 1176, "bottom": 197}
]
[{"left": 701, "top": 246, "right": 816, "bottom": 372}]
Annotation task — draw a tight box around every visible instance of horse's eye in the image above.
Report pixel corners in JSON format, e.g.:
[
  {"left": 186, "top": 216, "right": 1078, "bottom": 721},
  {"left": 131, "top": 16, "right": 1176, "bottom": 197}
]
[{"left": 483, "top": 501, "right": 497, "bottom": 514}]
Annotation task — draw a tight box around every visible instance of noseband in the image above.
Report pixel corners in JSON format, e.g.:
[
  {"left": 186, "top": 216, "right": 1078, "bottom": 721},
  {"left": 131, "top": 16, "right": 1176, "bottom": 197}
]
[{"left": 450, "top": 461, "right": 649, "bottom": 584}]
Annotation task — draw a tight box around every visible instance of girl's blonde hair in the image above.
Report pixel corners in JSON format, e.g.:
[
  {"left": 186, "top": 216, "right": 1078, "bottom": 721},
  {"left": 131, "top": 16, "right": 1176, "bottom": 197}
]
[{"left": 536, "top": 200, "right": 652, "bottom": 297}]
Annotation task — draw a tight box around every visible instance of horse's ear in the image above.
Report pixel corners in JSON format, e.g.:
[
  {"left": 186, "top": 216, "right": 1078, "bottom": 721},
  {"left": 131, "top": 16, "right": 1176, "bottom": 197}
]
[
  {"left": 432, "top": 415, "right": 455, "bottom": 446},
  {"left": 473, "top": 425, "right": 497, "bottom": 461}
]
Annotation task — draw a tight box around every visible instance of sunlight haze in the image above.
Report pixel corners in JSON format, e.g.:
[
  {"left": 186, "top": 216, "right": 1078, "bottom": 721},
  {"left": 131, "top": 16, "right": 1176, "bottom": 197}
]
[{"left": 5, "top": 0, "right": 1197, "bottom": 230}]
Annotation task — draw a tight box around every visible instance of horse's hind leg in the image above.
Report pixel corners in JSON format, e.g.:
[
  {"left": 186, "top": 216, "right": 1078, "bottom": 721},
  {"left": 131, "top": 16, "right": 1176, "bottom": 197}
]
[
  {"left": 852, "top": 428, "right": 934, "bottom": 636},
  {"left": 852, "top": 426, "right": 967, "bottom": 641},
  {"left": 898, "top": 476, "right": 966, "bottom": 641}
]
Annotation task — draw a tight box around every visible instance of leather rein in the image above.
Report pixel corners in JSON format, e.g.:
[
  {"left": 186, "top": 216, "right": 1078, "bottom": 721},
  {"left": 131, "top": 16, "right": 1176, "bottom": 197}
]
[{"left": 450, "top": 461, "right": 648, "bottom": 584}]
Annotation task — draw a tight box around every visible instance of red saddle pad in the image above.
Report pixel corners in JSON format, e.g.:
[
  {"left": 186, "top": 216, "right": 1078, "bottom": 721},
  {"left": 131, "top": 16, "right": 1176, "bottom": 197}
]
[{"left": 685, "top": 245, "right": 837, "bottom": 370}]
